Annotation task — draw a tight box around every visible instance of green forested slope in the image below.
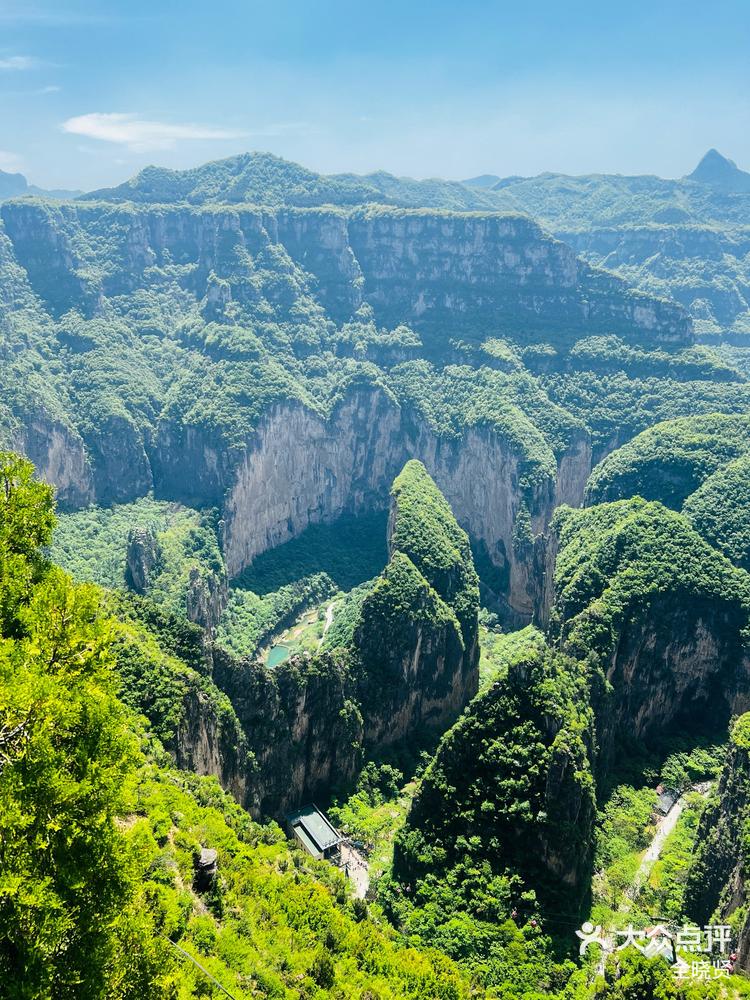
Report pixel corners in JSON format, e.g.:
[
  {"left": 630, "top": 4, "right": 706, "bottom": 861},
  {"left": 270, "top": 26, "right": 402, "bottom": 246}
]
[{"left": 0, "top": 453, "right": 493, "bottom": 999}]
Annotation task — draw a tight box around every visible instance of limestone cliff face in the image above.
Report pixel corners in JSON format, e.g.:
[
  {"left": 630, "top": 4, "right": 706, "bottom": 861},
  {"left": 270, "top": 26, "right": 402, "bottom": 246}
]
[
  {"left": 11, "top": 407, "right": 94, "bottom": 510},
  {"left": 222, "top": 389, "right": 402, "bottom": 575},
  {"left": 1, "top": 197, "right": 681, "bottom": 583},
  {"left": 152, "top": 423, "right": 240, "bottom": 509},
  {"left": 2, "top": 200, "right": 691, "bottom": 344},
  {"left": 593, "top": 599, "right": 750, "bottom": 770},
  {"left": 211, "top": 649, "right": 362, "bottom": 817},
  {"left": 185, "top": 565, "right": 229, "bottom": 634},
  {"left": 684, "top": 717, "right": 750, "bottom": 968},
  {"left": 86, "top": 412, "right": 153, "bottom": 504},
  {"left": 174, "top": 678, "right": 252, "bottom": 808},
  {"left": 274, "top": 209, "right": 364, "bottom": 321},
  {"left": 125, "top": 526, "right": 161, "bottom": 593},
  {"left": 183, "top": 464, "right": 481, "bottom": 819},
  {"left": 222, "top": 387, "right": 590, "bottom": 622},
  {"left": 346, "top": 209, "right": 691, "bottom": 346},
  {"left": 562, "top": 224, "right": 750, "bottom": 333}
]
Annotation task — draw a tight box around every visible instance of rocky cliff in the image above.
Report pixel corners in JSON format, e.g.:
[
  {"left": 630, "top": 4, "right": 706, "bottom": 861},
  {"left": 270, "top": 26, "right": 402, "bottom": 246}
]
[
  {"left": 353, "top": 461, "right": 480, "bottom": 745},
  {"left": 0, "top": 195, "right": 691, "bottom": 620},
  {"left": 211, "top": 648, "right": 362, "bottom": 817},
  {"left": 222, "top": 386, "right": 589, "bottom": 623},
  {"left": 2, "top": 200, "right": 691, "bottom": 344},
  {"left": 151, "top": 464, "right": 481, "bottom": 818},
  {"left": 550, "top": 499, "right": 750, "bottom": 773},
  {"left": 392, "top": 641, "right": 596, "bottom": 920},
  {"left": 684, "top": 714, "right": 750, "bottom": 969}
]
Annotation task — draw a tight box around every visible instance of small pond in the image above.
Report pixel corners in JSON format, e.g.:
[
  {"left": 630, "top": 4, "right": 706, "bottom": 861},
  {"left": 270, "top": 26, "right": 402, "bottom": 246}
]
[{"left": 266, "top": 644, "right": 291, "bottom": 667}]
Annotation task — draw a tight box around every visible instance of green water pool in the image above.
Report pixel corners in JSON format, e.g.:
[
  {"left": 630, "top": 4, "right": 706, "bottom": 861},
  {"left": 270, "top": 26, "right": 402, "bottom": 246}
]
[{"left": 267, "top": 644, "right": 291, "bottom": 667}]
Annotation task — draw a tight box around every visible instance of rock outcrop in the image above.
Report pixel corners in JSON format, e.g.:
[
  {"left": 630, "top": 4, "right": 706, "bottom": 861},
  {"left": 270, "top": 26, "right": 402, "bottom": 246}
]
[
  {"left": 221, "top": 387, "right": 589, "bottom": 623},
  {"left": 392, "top": 641, "right": 597, "bottom": 918},
  {"left": 125, "top": 526, "right": 161, "bottom": 594},
  {"left": 684, "top": 714, "right": 750, "bottom": 969},
  {"left": 550, "top": 499, "right": 750, "bottom": 772},
  {"left": 11, "top": 407, "right": 94, "bottom": 509},
  {"left": 190, "top": 463, "right": 480, "bottom": 817},
  {"left": 354, "top": 461, "right": 480, "bottom": 745}
]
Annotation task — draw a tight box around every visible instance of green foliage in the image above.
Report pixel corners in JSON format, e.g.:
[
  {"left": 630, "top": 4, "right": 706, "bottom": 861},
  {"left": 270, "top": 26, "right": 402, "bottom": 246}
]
[
  {"left": 329, "top": 763, "right": 414, "bottom": 881},
  {"left": 389, "top": 460, "right": 479, "bottom": 643},
  {"left": 82, "top": 151, "right": 506, "bottom": 210},
  {"left": 357, "top": 551, "right": 461, "bottom": 674},
  {"left": 640, "top": 791, "right": 706, "bottom": 921},
  {"left": 216, "top": 572, "right": 336, "bottom": 659},
  {"left": 322, "top": 578, "right": 377, "bottom": 652},
  {"left": 478, "top": 622, "right": 545, "bottom": 690},
  {"left": 233, "top": 510, "right": 388, "bottom": 594},
  {"left": 568, "top": 336, "right": 741, "bottom": 383},
  {"left": 543, "top": 372, "right": 750, "bottom": 458},
  {"left": 0, "top": 451, "right": 55, "bottom": 635},
  {"left": 732, "top": 712, "right": 750, "bottom": 750},
  {"left": 388, "top": 642, "right": 596, "bottom": 973},
  {"left": 683, "top": 453, "right": 750, "bottom": 570},
  {"left": 51, "top": 497, "right": 176, "bottom": 589},
  {"left": 123, "top": 760, "right": 478, "bottom": 1000},
  {"left": 551, "top": 498, "right": 750, "bottom": 662},
  {"left": 585, "top": 414, "right": 750, "bottom": 508},
  {"left": 0, "top": 453, "right": 174, "bottom": 998},
  {"left": 591, "top": 785, "right": 657, "bottom": 916},
  {"left": 52, "top": 498, "right": 225, "bottom": 624}
]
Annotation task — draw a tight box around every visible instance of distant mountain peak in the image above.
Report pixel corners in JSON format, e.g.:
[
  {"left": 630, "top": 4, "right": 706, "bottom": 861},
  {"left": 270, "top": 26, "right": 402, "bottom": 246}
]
[
  {"left": 687, "top": 148, "right": 750, "bottom": 192},
  {"left": 0, "top": 168, "right": 28, "bottom": 200}
]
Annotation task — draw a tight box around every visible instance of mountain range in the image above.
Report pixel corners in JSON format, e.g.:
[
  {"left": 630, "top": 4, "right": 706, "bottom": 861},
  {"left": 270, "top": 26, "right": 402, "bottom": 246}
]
[{"left": 4, "top": 145, "right": 750, "bottom": 998}]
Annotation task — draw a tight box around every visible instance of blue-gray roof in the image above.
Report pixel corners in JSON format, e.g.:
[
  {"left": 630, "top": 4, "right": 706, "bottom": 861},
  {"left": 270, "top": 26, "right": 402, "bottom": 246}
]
[{"left": 287, "top": 804, "right": 341, "bottom": 853}]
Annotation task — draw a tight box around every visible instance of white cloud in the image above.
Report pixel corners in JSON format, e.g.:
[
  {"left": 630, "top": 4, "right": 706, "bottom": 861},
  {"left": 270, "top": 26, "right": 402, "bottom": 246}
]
[
  {"left": 0, "top": 150, "right": 23, "bottom": 172},
  {"left": 61, "top": 112, "right": 245, "bottom": 152},
  {"left": 0, "top": 55, "right": 37, "bottom": 70}
]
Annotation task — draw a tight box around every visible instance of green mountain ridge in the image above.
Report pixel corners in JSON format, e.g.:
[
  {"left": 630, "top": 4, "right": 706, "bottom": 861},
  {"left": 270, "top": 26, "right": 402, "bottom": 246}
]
[{"left": 6, "top": 146, "right": 750, "bottom": 999}]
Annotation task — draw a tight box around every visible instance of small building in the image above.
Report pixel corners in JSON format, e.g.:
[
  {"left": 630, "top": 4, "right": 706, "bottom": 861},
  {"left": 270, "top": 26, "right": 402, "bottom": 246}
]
[
  {"left": 287, "top": 804, "right": 342, "bottom": 861},
  {"left": 655, "top": 786, "right": 679, "bottom": 816}
]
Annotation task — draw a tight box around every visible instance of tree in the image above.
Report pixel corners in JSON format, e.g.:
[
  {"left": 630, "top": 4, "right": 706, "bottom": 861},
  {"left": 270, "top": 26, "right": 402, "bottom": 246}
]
[{"left": 0, "top": 453, "right": 162, "bottom": 999}]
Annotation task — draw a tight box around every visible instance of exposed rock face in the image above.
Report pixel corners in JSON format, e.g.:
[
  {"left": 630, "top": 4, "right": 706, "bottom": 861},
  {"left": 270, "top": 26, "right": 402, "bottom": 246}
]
[
  {"left": 174, "top": 677, "right": 251, "bottom": 808},
  {"left": 125, "top": 526, "right": 161, "bottom": 593},
  {"left": 187, "top": 464, "right": 481, "bottom": 818},
  {"left": 222, "top": 387, "right": 589, "bottom": 622},
  {"left": 684, "top": 716, "right": 750, "bottom": 968},
  {"left": 562, "top": 224, "right": 750, "bottom": 333},
  {"left": 0, "top": 196, "right": 687, "bottom": 620},
  {"left": 346, "top": 209, "right": 690, "bottom": 346},
  {"left": 274, "top": 209, "right": 364, "bottom": 321},
  {"left": 1, "top": 200, "right": 691, "bottom": 346},
  {"left": 592, "top": 599, "right": 750, "bottom": 772},
  {"left": 551, "top": 500, "right": 750, "bottom": 773},
  {"left": 222, "top": 390, "right": 402, "bottom": 575},
  {"left": 87, "top": 413, "right": 153, "bottom": 504},
  {"left": 211, "top": 649, "right": 362, "bottom": 817},
  {"left": 354, "top": 461, "right": 480, "bottom": 745},
  {"left": 392, "top": 643, "right": 597, "bottom": 917},
  {"left": 11, "top": 407, "right": 94, "bottom": 509},
  {"left": 185, "top": 565, "right": 229, "bottom": 634}
]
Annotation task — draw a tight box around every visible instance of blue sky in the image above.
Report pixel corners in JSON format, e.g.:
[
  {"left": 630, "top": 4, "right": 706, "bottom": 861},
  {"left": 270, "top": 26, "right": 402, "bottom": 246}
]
[{"left": 1, "top": 0, "right": 749, "bottom": 190}]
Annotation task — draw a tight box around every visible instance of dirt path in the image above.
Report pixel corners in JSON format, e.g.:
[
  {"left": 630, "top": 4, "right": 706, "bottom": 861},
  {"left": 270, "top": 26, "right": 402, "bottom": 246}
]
[
  {"left": 339, "top": 842, "right": 369, "bottom": 898},
  {"left": 619, "top": 783, "right": 712, "bottom": 912},
  {"left": 318, "top": 602, "right": 336, "bottom": 648},
  {"left": 620, "top": 799, "right": 686, "bottom": 910}
]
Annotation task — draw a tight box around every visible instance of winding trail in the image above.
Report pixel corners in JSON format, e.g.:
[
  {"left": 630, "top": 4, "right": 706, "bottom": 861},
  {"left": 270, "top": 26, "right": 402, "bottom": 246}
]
[
  {"left": 619, "top": 782, "right": 712, "bottom": 913},
  {"left": 317, "top": 602, "right": 336, "bottom": 648},
  {"left": 620, "top": 798, "right": 686, "bottom": 910}
]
